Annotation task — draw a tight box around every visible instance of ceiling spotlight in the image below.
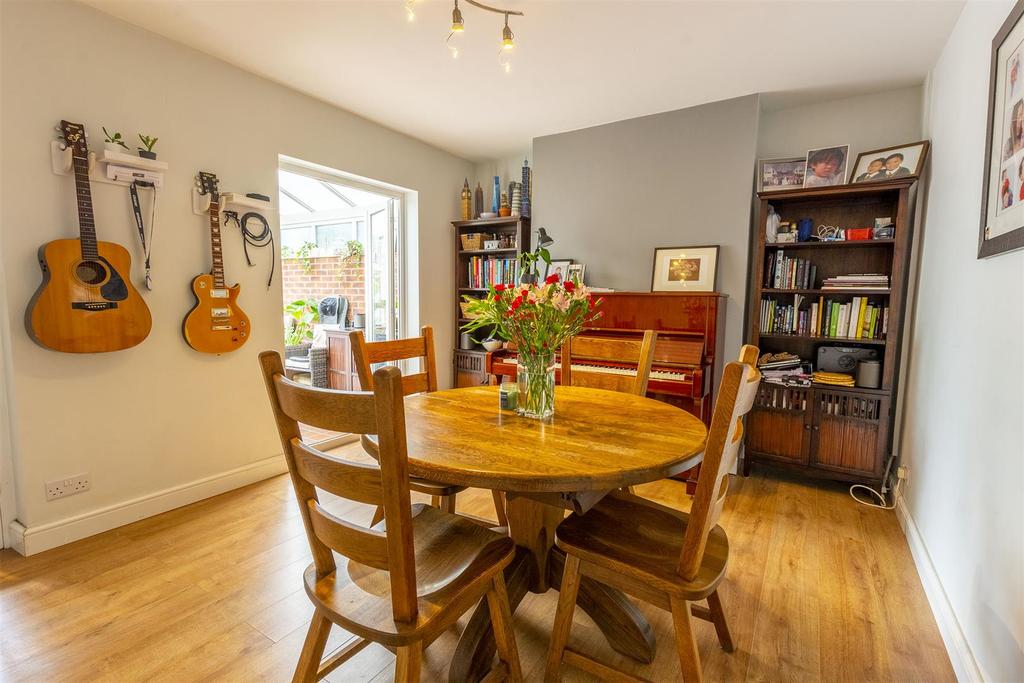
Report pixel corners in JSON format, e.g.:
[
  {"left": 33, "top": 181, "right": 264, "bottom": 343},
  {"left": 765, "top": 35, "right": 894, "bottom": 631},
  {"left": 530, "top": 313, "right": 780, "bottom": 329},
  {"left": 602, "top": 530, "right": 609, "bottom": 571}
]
[
  {"left": 502, "top": 13, "right": 514, "bottom": 50},
  {"left": 451, "top": 0, "right": 464, "bottom": 32}
]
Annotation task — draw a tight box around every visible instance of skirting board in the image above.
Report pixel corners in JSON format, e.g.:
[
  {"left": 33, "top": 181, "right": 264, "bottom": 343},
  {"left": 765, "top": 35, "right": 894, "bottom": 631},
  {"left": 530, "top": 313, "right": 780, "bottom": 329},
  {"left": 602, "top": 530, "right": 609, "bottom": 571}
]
[
  {"left": 7, "top": 454, "right": 288, "bottom": 556},
  {"left": 896, "top": 494, "right": 984, "bottom": 682}
]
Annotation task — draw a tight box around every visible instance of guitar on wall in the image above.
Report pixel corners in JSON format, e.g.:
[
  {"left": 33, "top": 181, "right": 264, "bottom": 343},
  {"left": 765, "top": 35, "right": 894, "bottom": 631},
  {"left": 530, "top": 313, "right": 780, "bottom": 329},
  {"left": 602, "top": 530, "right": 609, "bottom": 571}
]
[
  {"left": 26, "top": 120, "right": 152, "bottom": 353},
  {"left": 182, "top": 171, "right": 251, "bottom": 354}
]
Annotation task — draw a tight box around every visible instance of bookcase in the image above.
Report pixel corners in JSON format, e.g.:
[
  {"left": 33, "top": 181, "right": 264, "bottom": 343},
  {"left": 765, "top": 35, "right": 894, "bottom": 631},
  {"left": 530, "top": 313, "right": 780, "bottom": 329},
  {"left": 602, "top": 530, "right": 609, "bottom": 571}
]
[
  {"left": 452, "top": 216, "right": 531, "bottom": 388},
  {"left": 743, "top": 179, "right": 917, "bottom": 485}
]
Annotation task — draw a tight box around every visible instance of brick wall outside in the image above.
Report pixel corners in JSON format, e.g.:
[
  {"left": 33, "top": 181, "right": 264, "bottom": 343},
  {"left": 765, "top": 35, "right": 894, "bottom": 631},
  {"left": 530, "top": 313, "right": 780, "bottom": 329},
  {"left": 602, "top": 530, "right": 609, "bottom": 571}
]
[{"left": 282, "top": 255, "right": 365, "bottom": 323}]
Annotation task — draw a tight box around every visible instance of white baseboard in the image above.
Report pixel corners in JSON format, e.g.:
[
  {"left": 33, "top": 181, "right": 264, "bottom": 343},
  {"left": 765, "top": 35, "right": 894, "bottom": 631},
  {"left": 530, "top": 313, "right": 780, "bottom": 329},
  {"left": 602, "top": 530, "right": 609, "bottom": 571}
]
[
  {"left": 896, "top": 494, "right": 984, "bottom": 682},
  {"left": 7, "top": 454, "right": 287, "bottom": 556}
]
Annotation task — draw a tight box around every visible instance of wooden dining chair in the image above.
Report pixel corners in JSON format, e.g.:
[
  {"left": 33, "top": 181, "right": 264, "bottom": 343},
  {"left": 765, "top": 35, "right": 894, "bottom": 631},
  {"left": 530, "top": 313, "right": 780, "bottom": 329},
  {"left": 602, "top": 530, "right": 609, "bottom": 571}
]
[
  {"left": 560, "top": 330, "right": 658, "bottom": 397},
  {"left": 351, "top": 325, "right": 508, "bottom": 527},
  {"left": 545, "top": 344, "right": 761, "bottom": 683},
  {"left": 259, "top": 351, "right": 523, "bottom": 683}
]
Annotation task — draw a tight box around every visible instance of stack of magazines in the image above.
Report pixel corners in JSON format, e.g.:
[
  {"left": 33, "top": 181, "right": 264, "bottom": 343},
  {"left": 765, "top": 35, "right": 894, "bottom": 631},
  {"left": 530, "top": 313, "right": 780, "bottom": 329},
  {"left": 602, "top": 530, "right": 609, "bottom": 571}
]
[
  {"left": 757, "top": 352, "right": 812, "bottom": 387},
  {"left": 820, "top": 274, "right": 889, "bottom": 290}
]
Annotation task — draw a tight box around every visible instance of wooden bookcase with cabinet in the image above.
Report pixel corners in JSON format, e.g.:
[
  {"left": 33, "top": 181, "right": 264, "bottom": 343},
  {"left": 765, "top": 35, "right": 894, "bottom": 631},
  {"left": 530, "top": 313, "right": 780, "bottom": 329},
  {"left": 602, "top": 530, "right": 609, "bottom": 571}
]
[
  {"left": 743, "top": 179, "right": 917, "bottom": 485},
  {"left": 452, "top": 216, "right": 531, "bottom": 387}
]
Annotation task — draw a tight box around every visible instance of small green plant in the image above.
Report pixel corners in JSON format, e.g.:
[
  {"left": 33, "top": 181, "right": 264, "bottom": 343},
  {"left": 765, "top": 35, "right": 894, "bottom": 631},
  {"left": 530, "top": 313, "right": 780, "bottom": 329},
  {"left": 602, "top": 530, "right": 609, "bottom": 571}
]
[
  {"left": 296, "top": 241, "right": 317, "bottom": 273},
  {"left": 102, "top": 127, "right": 129, "bottom": 150},
  {"left": 280, "top": 245, "right": 294, "bottom": 259},
  {"left": 138, "top": 134, "right": 158, "bottom": 152},
  {"left": 284, "top": 298, "right": 319, "bottom": 346},
  {"left": 337, "top": 239, "right": 364, "bottom": 262}
]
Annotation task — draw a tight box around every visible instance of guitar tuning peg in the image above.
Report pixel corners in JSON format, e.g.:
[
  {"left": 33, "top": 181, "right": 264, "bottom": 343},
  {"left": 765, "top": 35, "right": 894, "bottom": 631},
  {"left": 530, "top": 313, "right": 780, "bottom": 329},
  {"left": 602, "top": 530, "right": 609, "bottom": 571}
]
[{"left": 55, "top": 125, "right": 62, "bottom": 132}]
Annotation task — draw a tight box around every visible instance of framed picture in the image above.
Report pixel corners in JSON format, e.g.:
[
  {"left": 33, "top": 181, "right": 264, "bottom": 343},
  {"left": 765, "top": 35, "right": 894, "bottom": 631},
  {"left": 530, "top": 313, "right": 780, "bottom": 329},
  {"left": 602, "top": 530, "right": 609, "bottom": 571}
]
[
  {"left": 565, "top": 263, "right": 586, "bottom": 284},
  {"left": 802, "top": 145, "right": 850, "bottom": 188},
  {"left": 758, "top": 157, "right": 806, "bottom": 193},
  {"left": 651, "top": 246, "right": 719, "bottom": 292},
  {"left": 850, "top": 141, "right": 930, "bottom": 184},
  {"left": 980, "top": 1, "right": 1024, "bottom": 258},
  {"left": 544, "top": 259, "right": 573, "bottom": 280}
]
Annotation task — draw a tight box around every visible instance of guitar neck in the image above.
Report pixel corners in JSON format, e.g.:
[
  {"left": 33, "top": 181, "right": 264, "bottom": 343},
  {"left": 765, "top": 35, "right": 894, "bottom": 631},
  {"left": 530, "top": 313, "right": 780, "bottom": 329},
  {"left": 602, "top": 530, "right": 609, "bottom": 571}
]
[
  {"left": 209, "top": 200, "right": 225, "bottom": 288},
  {"left": 71, "top": 153, "right": 99, "bottom": 260}
]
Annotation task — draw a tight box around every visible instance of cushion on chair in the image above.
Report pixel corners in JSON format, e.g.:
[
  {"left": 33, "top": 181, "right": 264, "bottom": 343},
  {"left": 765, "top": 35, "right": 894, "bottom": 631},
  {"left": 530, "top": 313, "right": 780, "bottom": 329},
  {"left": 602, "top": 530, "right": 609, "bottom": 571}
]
[{"left": 554, "top": 491, "right": 729, "bottom": 600}]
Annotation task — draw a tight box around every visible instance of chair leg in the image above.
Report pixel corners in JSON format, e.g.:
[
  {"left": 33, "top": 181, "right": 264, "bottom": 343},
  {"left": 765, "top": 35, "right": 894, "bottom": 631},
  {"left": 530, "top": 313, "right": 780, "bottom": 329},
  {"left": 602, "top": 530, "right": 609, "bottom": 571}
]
[
  {"left": 394, "top": 641, "right": 423, "bottom": 683},
  {"left": 545, "top": 553, "right": 583, "bottom": 683},
  {"left": 292, "top": 611, "right": 332, "bottom": 683},
  {"left": 430, "top": 495, "right": 441, "bottom": 508},
  {"left": 370, "top": 505, "right": 385, "bottom": 526},
  {"left": 670, "top": 596, "right": 703, "bottom": 683},
  {"left": 485, "top": 570, "right": 523, "bottom": 682},
  {"left": 706, "top": 589, "right": 734, "bottom": 652},
  {"left": 491, "top": 490, "right": 509, "bottom": 527},
  {"left": 440, "top": 494, "right": 457, "bottom": 514}
]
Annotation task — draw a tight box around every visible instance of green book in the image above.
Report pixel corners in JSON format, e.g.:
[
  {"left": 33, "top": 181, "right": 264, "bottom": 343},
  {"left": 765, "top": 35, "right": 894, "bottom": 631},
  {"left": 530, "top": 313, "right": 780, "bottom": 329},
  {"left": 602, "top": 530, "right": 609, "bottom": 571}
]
[{"left": 829, "top": 302, "right": 840, "bottom": 337}]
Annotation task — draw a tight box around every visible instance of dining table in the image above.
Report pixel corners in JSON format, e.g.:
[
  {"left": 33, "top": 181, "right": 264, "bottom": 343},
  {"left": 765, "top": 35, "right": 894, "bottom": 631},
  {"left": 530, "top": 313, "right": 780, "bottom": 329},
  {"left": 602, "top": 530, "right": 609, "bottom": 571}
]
[{"left": 362, "top": 383, "right": 708, "bottom": 682}]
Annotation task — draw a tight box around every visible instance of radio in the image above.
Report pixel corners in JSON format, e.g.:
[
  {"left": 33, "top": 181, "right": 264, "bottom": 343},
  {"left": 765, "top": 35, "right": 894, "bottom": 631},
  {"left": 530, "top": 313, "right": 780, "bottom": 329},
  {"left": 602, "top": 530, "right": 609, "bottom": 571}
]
[{"left": 817, "top": 346, "right": 879, "bottom": 373}]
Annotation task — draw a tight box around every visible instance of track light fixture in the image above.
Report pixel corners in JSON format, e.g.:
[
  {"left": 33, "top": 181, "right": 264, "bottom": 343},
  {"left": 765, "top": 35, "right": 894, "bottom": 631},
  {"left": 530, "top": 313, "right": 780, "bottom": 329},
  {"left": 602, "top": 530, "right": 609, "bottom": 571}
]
[{"left": 426, "top": 0, "right": 524, "bottom": 70}]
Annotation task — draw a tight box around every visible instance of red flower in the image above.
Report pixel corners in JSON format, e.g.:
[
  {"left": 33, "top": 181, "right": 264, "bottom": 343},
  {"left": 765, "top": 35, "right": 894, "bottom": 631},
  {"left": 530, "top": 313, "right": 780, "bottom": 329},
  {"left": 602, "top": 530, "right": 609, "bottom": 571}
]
[
  {"left": 494, "top": 284, "right": 506, "bottom": 292},
  {"left": 545, "top": 273, "right": 560, "bottom": 285},
  {"left": 510, "top": 296, "right": 523, "bottom": 311},
  {"left": 563, "top": 280, "right": 575, "bottom": 293}
]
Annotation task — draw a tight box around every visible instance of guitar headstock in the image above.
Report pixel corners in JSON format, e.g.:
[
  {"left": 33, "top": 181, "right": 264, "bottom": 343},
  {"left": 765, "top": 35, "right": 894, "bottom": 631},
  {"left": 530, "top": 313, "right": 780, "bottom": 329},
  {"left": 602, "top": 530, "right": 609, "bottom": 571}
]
[
  {"left": 60, "top": 120, "right": 89, "bottom": 156},
  {"left": 196, "top": 171, "right": 220, "bottom": 201}
]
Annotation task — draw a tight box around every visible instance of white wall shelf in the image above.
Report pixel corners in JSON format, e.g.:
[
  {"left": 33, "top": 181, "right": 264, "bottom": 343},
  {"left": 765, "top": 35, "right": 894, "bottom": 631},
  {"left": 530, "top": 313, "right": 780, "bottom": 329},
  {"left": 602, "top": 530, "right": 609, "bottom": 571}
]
[
  {"left": 50, "top": 141, "right": 168, "bottom": 188},
  {"left": 191, "top": 188, "right": 275, "bottom": 216}
]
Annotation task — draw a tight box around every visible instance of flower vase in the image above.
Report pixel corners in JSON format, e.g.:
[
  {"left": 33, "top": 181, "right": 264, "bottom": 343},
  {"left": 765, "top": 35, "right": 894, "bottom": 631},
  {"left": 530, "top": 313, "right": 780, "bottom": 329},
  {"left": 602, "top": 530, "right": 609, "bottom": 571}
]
[{"left": 516, "top": 355, "right": 555, "bottom": 420}]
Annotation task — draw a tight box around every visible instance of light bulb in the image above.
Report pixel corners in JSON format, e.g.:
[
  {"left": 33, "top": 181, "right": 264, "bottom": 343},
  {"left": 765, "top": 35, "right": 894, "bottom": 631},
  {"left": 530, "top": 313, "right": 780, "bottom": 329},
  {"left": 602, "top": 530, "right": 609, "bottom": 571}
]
[
  {"left": 451, "top": 1, "right": 464, "bottom": 31},
  {"left": 405, "top": 0, "right": 416, "bottom": 21},
  {"left": 502, "top": 20, "right": 514, "bottom": 50}
]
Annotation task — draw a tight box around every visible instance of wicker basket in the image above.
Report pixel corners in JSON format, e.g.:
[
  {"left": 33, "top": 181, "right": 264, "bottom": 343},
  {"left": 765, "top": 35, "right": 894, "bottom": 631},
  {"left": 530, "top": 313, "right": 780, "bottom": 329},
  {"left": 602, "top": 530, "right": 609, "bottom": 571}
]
[{"left": 461, "top": 233, "right": 484, "bottom": 250}]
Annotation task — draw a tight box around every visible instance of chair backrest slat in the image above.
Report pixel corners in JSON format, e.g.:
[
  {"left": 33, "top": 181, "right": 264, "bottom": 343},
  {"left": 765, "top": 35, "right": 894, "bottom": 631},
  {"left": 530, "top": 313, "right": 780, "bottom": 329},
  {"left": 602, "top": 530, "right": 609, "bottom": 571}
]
[
  {"left": 259, "top": 351, "right": 419, "bottom": 622},
  {"left": 351, "top": 326, "right": 438, "bottom": 395},
  {"left": 677, "top": 344, "right": 760, "bottom": 581},
  {"left": 561, "top": 331, "right": 657, "bottom": 396},
  {"left": 292, "top": 439, "right": 384, "bottom": 506},
  {"left": 308, "top": 500, "right": 391, "bottom": 569}
]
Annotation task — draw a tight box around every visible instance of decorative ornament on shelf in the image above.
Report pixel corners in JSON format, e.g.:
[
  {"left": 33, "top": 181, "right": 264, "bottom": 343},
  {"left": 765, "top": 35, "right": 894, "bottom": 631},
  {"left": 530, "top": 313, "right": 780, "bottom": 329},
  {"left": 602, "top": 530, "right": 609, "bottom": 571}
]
[
  {"left": 474, "top": 181, "right": 484, "bottom": 219},
  {"left": 511, "top": 183, "right": 522, "bottom": 217},
  {"left": 462, "top": 232, "right": 603, "bottom": 420},
  {"left": 418, "top": 0, "right": 524, "bottom": 72},
  {"left": 460, "top": 178, "right": 472, "bottom": 220},
  {"left": 492, "top": 175, "right": 500, "bottom": 214},
  {"left": 520, "top": 158, "right": 531, "bottom": 218},
  {"left": 499, "top": 192, "right": 511, "bottom": 217}
]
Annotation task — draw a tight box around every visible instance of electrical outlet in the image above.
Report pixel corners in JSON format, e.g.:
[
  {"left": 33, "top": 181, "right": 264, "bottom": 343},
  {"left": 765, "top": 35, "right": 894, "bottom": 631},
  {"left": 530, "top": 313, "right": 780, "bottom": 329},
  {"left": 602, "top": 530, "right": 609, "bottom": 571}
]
[
  {"left": 45, "top": 473, "right": 90, "bottom": 501},
  {"left": 897, "top": 465, "right": 909, "bottom": 481}
]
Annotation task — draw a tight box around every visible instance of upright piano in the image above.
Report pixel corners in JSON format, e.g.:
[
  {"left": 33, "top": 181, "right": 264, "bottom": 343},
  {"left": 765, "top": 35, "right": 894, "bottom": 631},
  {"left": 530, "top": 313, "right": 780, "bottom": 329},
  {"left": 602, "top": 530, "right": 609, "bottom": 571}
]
[{"left": 485, "top": 291, "right": 726, "bottom": 491}]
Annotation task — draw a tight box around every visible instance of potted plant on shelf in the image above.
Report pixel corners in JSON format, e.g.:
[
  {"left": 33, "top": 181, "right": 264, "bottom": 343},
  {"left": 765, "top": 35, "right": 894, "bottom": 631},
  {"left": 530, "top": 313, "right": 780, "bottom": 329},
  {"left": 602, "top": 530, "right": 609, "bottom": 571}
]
[
  {"left": 137, "top": 133, "right": 159, "bottom": 160},
  {"left": 462, "top": 246, "right": 602, "bottom": 420},
  {"left": 102, "top": 127, "right": 129, "bottom": 154}
]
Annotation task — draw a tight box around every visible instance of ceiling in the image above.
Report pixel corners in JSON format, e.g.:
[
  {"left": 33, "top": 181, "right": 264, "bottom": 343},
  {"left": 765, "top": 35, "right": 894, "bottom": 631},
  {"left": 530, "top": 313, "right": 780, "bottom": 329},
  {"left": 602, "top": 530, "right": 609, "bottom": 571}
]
[{"left": 83, "top": 0, "right": 965, "bottom": 162}]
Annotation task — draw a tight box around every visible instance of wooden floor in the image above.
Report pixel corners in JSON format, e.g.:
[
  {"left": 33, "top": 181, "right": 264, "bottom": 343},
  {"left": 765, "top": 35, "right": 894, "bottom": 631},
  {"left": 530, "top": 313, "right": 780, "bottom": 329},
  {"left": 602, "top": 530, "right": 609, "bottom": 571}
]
[{"left": 0, "top": 445, "right": 953, "bottom": 682}]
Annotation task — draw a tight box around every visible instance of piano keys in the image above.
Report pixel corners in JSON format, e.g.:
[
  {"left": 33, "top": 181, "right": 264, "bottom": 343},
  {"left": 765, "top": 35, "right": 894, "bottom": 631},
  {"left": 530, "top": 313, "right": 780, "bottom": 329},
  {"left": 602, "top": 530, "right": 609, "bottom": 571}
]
[{"left": 485, "top": 291, "right": 726, "bottom": 491}]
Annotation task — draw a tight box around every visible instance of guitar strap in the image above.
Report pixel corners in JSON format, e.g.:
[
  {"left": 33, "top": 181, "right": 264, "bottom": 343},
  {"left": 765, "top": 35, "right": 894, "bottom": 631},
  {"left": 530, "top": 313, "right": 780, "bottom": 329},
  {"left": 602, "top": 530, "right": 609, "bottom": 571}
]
[
  {"left": 226, "top": 210, "right": 275, "bottom": 289},
  {"left": 129, "top": 180, "right": 156, "bottom": 290}
]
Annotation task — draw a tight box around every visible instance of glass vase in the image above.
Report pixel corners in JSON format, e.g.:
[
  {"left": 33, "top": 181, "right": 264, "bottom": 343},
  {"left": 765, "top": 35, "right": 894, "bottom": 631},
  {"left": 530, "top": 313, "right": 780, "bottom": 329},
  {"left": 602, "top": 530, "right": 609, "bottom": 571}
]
[{"left": 516, "top": 355, "right": 555, "bottom": 420}]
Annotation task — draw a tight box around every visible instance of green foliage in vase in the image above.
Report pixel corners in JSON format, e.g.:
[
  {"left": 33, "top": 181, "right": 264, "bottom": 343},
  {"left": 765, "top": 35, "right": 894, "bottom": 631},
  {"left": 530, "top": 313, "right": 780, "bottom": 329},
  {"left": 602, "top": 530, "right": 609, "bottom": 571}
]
[{"left": 284, "top": 298, "right": 320, "bottom": 346}]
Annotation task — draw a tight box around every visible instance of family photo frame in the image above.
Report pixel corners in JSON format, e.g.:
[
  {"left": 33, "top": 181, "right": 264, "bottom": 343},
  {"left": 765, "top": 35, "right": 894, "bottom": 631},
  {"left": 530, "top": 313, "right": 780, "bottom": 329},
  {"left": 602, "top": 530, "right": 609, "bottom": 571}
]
[
  {"left": 980, "top": 0, "right": 1024, "bottom": 258},
  {"left": 758, "top": 157, "right": 806, "bottom": 193},
  {"left": 850, "top": 141, "right": 930, "bottom": 184}
]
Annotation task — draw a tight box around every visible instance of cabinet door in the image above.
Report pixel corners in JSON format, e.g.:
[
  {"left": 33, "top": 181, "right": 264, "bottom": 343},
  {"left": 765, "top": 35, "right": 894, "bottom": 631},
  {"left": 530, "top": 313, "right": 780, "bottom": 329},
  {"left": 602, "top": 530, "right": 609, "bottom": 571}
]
[
  {"left": 746, "top": 384, "right": 811, "bottom": 465},
  {"left": 811, "top": 389, "right": 889, "bottom": 477},
  {"left": 454, "top": 351, "right": 488, "bottom": 388}
]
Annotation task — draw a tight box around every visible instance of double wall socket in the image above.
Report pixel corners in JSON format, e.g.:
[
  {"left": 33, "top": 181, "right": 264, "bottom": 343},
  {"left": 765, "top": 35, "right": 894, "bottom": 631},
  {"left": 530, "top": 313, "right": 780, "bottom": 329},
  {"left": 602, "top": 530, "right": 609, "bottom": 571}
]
[{"left": 45, "top": 473, "right": 91, "bottom": 501}]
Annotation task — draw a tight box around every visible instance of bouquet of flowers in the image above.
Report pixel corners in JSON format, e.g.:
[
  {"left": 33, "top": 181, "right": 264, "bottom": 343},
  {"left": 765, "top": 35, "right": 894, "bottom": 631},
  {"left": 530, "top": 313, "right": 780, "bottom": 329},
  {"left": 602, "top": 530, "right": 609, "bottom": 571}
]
[{"left": 462, "top": 247, "right": 602, "bottom": 418}]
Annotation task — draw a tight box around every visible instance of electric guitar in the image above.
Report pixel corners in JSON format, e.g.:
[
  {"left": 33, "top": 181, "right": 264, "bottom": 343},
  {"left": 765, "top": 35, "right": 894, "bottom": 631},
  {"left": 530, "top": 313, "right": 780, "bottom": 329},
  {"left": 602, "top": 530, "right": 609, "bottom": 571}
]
[
  {"left": 182, "top": 171, "right": 251, "bottom": 354},
  {"left": 26, "top": 120, "right": 152, "bottom": 353}
]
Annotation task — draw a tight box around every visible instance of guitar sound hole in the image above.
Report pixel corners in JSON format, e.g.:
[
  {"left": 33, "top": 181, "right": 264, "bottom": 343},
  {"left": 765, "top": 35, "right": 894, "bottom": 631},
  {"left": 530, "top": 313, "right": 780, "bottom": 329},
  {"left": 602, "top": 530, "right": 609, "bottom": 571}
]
[{"left": 76, "top": 260, "right": 108, "bottom": 285}]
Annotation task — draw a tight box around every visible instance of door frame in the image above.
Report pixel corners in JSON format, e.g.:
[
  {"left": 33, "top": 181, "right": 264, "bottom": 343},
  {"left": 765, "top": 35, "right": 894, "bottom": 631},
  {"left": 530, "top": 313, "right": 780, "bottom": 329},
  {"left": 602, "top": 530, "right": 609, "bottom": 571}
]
[{"left": 0, "top": 279, "right": 16, "bottom": 549}]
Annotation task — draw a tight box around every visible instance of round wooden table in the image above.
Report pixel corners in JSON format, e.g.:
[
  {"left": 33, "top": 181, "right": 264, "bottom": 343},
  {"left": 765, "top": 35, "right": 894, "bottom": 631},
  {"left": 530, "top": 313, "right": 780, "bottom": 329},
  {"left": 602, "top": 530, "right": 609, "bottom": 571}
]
[{"left": 365, "top": 385, "right": 707, "bottom": 682}]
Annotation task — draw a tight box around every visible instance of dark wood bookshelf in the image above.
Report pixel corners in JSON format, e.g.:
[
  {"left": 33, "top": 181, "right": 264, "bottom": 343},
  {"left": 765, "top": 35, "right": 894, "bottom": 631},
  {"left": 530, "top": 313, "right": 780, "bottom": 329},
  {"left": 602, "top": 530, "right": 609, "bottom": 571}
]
[
  {"left": 452, "top": 216, "right": 531, "bottom": 387},
  {"left": 744, "top": 179, "right": 917, "bottom": 486}
]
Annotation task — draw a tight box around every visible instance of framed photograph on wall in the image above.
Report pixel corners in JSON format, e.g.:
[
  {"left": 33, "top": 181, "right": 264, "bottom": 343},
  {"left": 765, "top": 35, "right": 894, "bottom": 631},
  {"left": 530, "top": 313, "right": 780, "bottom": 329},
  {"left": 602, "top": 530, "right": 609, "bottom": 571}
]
[
  {"left": 802, "top": 145, "right": 850, "bottom": 188},
  {"left": 565, "top": 263, "right": 586, "bottom": 284},
  {"left": 980, "top": 1, "right": 1024, "bottom": 258},
  {"left": 651, "top": 246, "right": 719, "bottom": 292},
  {"left": 850, "top": 141, "right": 930, "bottom": 183},
  {"left": 758, "top": 157, "right": 806, "bottom": 193},
  {"left": 544, "top": 259, "right": 573, "bottom": 280}
]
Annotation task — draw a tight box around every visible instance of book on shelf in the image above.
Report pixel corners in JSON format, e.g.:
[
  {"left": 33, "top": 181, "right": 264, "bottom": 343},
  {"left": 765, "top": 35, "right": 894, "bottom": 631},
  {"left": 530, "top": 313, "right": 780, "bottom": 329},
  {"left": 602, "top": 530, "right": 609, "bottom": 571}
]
[
  {"left": 759, "top": 294, "right": 888, "bottom": 340},
  {"left": 820, "top": 273, "right": 890, "bottom": 290},
  {"left": 466, "top": 256, "right": 517, "bottom": 289},
  {"left": 765, "top": 250, "right": 817, "bottom": 289}
]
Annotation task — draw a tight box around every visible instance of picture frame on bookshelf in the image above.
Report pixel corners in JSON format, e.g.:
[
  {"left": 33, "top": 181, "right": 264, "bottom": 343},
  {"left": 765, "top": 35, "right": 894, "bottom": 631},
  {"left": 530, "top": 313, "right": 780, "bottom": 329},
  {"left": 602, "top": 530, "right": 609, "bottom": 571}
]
[
  {"left": 803, "top": 145, "right": 849, "bottom": 188},
  {"left": 980, "top": 1, "right": 1024, "bottom": 258},
  {"left": 758, "top": 157, "right": 806, "bottom": 193},
  {"left": 651, "top": 245, "right": 719, "bottom": 292},
  {"left": 850, "top": 141, "right": 930, "bottom": 184},
  {"left": 544, "top": 259, "right": 573, "bottom": 280}
]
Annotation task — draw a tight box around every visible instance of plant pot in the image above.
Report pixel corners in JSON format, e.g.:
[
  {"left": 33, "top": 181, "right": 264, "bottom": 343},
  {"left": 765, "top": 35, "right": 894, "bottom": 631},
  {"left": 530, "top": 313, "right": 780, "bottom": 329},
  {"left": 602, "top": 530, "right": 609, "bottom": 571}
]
[
  {"left": 516, "top": 356, "right": 555, "bottom": 420},
  {"left": 104, "top": 142, "right": 127, "bottom": 154},
  {"left": 138, "top": 149, "right": 157, "bottom": 160}
]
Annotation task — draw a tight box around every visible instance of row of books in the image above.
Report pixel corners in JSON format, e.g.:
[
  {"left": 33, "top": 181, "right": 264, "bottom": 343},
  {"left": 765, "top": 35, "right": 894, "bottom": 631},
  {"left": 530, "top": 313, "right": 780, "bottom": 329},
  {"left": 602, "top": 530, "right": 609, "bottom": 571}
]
[
  {"left": 820, "top": 273, "right": 889, "bottom": 290},
  {"left": 466, "top": 257, "right": 518, "bottom": 289},
  {"left": 765, "top": 251, "right": 817, "bottom": 290},
  {"left": 759, "top": 295, "right": 889, "bottom": 340}
]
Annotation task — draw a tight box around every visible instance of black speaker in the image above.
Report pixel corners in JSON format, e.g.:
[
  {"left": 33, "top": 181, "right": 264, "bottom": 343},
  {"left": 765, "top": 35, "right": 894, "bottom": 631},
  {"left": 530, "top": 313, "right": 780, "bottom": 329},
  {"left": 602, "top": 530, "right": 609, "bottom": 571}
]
[{"left": 817, "top": 346, "right": 879, "bottom": 373}]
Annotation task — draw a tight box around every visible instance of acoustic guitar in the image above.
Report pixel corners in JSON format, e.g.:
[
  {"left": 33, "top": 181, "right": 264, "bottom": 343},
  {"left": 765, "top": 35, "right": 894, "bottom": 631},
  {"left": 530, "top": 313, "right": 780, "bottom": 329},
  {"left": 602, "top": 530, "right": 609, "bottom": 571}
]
[
  {"left": 26, "top": 120, "right": 152, "bottom": 353},
  {"left": 182, "top": 171, "right": 251, "bottom": 354}
]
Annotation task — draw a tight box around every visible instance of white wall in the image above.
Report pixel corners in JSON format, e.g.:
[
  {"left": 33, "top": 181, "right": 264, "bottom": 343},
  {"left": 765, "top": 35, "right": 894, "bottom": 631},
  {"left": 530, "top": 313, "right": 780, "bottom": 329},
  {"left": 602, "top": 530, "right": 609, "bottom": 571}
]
[
  {"left": 1, "top": 1, "right": 471, "bottom": 552},
  {"left": 899, "top": 2, "right": 1024, "bottom": 681}
]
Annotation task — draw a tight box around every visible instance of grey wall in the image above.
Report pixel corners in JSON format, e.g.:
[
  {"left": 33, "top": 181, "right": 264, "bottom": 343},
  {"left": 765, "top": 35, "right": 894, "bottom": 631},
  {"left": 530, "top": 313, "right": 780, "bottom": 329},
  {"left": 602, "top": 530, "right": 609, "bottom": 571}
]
[{"left": 533, "top": 95, "right": 761, "bottom": 362}]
